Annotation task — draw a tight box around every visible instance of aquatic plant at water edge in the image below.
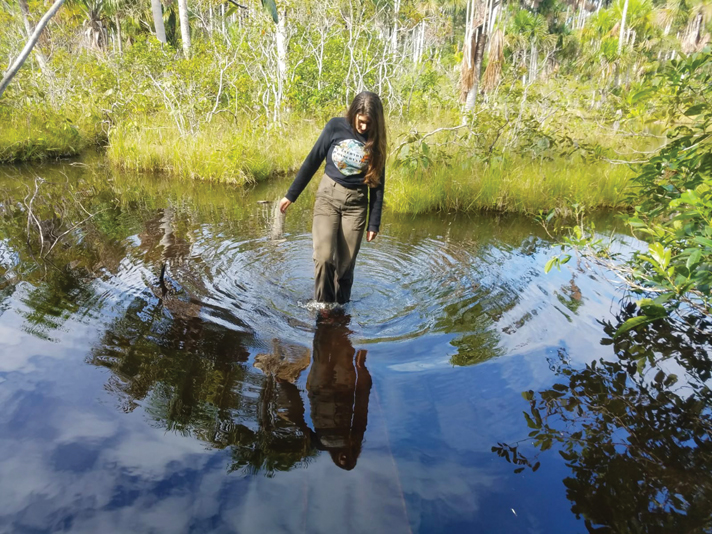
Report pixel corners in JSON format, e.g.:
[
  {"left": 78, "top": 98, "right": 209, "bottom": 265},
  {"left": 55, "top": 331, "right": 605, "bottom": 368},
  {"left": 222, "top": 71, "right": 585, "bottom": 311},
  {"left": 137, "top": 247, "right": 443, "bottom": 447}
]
[{"left": 543, "top": 49, "right": 712, "bottom": 329}]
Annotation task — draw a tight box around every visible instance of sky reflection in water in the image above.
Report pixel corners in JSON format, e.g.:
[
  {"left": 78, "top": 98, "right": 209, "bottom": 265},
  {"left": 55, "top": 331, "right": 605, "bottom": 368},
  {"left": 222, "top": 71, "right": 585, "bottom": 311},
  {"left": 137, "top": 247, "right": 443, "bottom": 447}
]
[{"left": 0, "top": 160, "right": 640, "bottom": 533}]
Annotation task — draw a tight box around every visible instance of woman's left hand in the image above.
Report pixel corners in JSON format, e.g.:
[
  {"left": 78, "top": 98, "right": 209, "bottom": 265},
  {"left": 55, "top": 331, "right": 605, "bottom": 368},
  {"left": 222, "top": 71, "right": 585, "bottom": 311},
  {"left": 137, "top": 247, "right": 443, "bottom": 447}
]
[{"left": 366, "top": 231, "right": 378, "bottom": 242}]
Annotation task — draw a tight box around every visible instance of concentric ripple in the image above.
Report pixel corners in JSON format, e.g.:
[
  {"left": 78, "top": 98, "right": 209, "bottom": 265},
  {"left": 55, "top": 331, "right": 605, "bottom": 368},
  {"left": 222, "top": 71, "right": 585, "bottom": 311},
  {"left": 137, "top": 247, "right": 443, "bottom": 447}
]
[
  {"left": 47, "top": 202, "right": 611, "bottom": 363},
  {"left": 179, "top": 230, "right": 527, "bottom": 345}
]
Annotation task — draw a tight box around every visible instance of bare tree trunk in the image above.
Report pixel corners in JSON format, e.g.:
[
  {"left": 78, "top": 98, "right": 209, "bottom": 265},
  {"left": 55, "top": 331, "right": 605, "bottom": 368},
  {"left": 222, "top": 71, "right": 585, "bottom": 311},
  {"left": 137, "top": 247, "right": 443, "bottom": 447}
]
[
  {"left": 274, "top": 9, "right": 287, "bottom": 121},
  {"left": 178, "top": 0, "right": 191, "bottom": 56},
  {"left": 0, "top": 0, "right": 65, "bottom": 99},
  {"left": 459, "top": 0, "right": 474, "bottom": 102},
  {"left": 115, "top": 14, "right": 123, "bottom": 54},
  {"left": 618, "top": 0, "right": 629, "bottom": 55},
  {"left": 466, "top": 29, "right": 486, "bottom": 108},
  {"left": 391, "top": 0, "right": 401, "bottom": 56},
  {"left": 418, "top": 22, "right": 426, "bottom": 64},
  {"left": 529, "top": 41, "right": 537, "bottom": 83},
  {"left": 317, "top": 24, "right": 326, "bottom": 90},
  {"left": 151, "top": 0, "right": 167, "bottom": 44},
  {"left": 461, "top": 0, "right": 495, "bottom": 110},
  {"left": 275, "top": 10, "right": 287, "bottom": 79},
  {"left": 18, "top": 0, "right": 50, "bottom": 75}
]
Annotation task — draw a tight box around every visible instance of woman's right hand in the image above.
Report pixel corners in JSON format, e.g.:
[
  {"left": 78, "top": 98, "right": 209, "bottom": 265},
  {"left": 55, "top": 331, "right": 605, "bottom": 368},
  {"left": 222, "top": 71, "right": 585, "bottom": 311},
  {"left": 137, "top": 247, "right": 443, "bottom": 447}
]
[{"left": 279, "top": 197, "right": 292, "bottom": 214}]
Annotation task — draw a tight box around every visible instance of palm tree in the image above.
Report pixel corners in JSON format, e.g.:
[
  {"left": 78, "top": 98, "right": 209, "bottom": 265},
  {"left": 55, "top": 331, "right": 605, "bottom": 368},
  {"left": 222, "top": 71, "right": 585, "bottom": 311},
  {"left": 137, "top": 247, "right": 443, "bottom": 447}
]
[
  {"left": 74, "top": 0, "right": 110, "bottom": 50},
  {"left": 615, "top": 0, "right": 653, "bottom": 52},
  {"left": 460, "top": 0, "right": 501, "bottom": 109},
  {"left": 617, "top": 0, "right": 629, "bottom": 54},
  {"left": 655, "top": 0, "right": 686, "bottom": 37},
  {"left": 509, "top": 9, "right": 556, "bottom": 84}
]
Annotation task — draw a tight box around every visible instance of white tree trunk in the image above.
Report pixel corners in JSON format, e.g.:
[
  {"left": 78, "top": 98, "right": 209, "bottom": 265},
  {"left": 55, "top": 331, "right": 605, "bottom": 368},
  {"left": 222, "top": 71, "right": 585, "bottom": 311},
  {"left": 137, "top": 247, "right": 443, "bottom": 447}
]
[
  {"left": 18, "top": 0, "right": 50, "bottom": 76},
  {"left": 0, "top": 0, "right": 65, "bottom": 99},
  {"left": 462, "top": 0, "right": 494, "bottom": 110},
  {"left": 275, "top": 10, "right": 287, "bottom": 79},
  {"left": 115, "top": 14, "right": 123, "bottom": 54},
  {"left": 418, "top": 22, "right": 426, "bottom": 63},
  {"left": 618, "top": 0, "right": 629, "bottom": 55},
  {"left": 463, "top": 0, "right": 473, "bottom": 66},
  {"left": 317, "top": 24, "right": 326, "bottom": 90},
  {"left": 391, "top": 0, "right": 401, "bottom": 56},
  {"left": 151, "top": 0, "right": 167, "bottom": 44},
  {"left": 465, "top": 84, "right": 477, "bottom": 109},
  {"left": 178, "top": 0, "right": 191, "bottom": 56},
  {"left": 274, "top": 9, "right": 287, "bottom": 122}
]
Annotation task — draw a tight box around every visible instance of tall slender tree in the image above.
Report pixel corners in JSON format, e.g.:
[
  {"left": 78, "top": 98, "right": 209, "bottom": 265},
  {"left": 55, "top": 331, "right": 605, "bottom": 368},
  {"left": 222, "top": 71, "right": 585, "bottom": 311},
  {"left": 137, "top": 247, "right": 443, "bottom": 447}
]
[
  {"left": 151, "top": 0, "right": 167, "bottom": 44},
  {"left": 618, "top": 0, "right": 630, "bottom": 54},
  {"left": 17, "top": 0, "right": 51, "bottom": 75},
  {"left": 178, "top": 0, "right": 190, "bottom": 55},
  {"left": 460, "top": 0, "right": 499, "bottom": 110}
]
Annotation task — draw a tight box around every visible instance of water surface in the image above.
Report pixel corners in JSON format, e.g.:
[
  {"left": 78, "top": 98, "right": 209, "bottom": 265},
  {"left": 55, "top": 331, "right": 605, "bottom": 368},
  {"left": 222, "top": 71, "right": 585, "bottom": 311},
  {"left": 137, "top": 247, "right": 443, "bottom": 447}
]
[{"left": 0, "top": 157, "right": 691, "bottom": 533}]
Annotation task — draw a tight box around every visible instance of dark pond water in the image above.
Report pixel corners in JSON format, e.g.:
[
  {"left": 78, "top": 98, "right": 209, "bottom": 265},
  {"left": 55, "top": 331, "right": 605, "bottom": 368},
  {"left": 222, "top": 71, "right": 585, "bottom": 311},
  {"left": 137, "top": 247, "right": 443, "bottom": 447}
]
[{"left": 0, "top": 156, "right": 710, "bottom": 534}]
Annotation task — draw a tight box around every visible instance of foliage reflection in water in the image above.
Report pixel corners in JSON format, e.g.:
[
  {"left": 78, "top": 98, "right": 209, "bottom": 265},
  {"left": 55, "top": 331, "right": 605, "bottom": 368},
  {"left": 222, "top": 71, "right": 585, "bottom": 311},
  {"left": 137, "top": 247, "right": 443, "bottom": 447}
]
[{"left": 496, "top": 305, "right": 712, "bottom": 533}]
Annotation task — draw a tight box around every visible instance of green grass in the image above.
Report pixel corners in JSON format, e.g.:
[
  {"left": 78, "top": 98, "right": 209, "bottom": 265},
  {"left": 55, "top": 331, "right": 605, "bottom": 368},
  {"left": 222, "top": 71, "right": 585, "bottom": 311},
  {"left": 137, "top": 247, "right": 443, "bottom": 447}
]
[
  {"left": 106, "top": 116, "right": 320, "bottom": 186},
  {"left": 3, "top": 107, "right": 638, "bottom": 214},
  {"left": 0, "top": 108, "right": 105, "bottom": 163},
  {"left": 388, "top": 157, "right": 634, "bottom": 214}
]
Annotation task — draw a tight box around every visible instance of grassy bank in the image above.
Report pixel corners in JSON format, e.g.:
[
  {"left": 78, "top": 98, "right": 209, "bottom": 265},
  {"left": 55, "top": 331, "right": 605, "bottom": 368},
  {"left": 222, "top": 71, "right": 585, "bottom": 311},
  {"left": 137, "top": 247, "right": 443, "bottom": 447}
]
[
  {"left": 0, "top": 107, "right": 105, "bottom": 163},
  {"left": 388, "top": 157, "right": 634, "bottom": 214},
  {"left": 101, "top": 109, "right": 640, "bottom": 213},
  {"left": 106, "top": 116, "right": 319, "bottom": 186},
  {"left": 3, "top": 111, "right": 638, "bottom": 214}
]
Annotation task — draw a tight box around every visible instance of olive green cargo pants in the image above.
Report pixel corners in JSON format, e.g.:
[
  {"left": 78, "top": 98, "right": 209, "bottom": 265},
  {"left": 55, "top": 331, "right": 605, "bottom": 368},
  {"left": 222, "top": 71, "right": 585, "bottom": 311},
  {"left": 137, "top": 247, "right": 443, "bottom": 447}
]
[{"left": 312, "top": 175, "right": 368, "bottom": 304}]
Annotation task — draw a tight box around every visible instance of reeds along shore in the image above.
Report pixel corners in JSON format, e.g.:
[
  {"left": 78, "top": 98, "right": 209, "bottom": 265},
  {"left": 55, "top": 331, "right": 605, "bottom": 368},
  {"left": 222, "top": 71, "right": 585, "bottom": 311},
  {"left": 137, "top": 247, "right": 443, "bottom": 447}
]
[
  {"left": 2, "top": 109, "right": 638, "bottom": 215},
  {"left": 388, "top": 157, "right": 633, "bottom": 215},
  {"left": 0, "top": 108, "right": 104, "bottom": 163}
]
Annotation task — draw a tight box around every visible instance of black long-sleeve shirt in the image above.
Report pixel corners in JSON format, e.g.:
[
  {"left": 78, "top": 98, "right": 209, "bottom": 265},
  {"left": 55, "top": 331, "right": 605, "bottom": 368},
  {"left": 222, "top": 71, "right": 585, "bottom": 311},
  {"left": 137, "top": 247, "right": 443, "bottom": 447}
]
[{"left": 285, "top": 117, "right": 385, "bottom": 232}]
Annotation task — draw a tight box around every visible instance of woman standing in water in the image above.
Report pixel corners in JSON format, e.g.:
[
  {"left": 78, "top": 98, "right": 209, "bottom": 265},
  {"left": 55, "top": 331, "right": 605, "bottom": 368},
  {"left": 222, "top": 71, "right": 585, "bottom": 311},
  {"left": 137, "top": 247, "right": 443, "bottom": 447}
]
[{"left": 279, "top": 91, "right": 386, "bottom": 304}]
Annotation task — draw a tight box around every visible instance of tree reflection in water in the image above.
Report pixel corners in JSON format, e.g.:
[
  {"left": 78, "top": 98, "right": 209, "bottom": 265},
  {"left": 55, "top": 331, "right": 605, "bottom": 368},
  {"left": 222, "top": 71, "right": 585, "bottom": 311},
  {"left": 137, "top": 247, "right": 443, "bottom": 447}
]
[{"left": 495, "top": 305, "right": 712, "bottom": 533}]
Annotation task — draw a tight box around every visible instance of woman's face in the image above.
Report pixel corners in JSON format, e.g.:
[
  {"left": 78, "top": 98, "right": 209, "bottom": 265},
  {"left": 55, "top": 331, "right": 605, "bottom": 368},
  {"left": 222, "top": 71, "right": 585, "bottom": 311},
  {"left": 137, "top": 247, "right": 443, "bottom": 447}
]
[{"left": 355, "top": 113, "right": 370, "bottom": 134}]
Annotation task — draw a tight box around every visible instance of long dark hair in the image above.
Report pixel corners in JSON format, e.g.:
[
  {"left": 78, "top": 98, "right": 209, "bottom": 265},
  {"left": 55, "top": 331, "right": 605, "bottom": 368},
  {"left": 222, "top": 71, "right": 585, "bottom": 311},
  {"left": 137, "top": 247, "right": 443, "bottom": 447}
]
[{"left": 346, "top": 91, "right": 387, "bottom": 188}]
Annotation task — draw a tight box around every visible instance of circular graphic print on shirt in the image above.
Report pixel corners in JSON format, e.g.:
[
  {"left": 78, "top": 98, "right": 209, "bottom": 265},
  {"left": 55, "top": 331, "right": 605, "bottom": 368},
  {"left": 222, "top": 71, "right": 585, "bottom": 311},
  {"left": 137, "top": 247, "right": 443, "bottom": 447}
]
[{"left": 332, "top": 139, "right": 370, "bottom": 176}]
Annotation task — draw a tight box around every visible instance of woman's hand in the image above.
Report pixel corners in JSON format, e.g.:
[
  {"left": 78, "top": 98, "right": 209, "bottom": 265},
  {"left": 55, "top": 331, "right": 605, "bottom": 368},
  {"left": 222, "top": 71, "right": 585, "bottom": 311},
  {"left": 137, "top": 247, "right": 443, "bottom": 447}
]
[
  {"left": 366, "top": 231, "right": 378, "bottom": 242},
  {"left": 279, "top": 197, "right": 292, "bottom": 214}
]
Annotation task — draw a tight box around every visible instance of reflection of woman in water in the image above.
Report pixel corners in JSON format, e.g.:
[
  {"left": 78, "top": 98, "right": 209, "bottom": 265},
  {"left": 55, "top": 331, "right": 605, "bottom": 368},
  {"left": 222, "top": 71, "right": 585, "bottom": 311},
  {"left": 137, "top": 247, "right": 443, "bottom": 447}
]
[
  {"left": 278, "top": 91, "right": 387, "bottom": 304},
  {"left": 281, "top": 313, "right": 372, "bottom": 470}
]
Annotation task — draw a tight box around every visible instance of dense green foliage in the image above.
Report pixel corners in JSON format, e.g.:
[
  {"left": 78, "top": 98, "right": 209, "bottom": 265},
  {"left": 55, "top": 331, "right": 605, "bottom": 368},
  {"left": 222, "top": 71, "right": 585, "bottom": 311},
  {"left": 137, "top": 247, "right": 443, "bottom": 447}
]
[
  {"left": 624, "top": 51, "right": 712, "bottom": 319},
  {"left": 545, "top": 49, "right": 711, "bottom": 323}
]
